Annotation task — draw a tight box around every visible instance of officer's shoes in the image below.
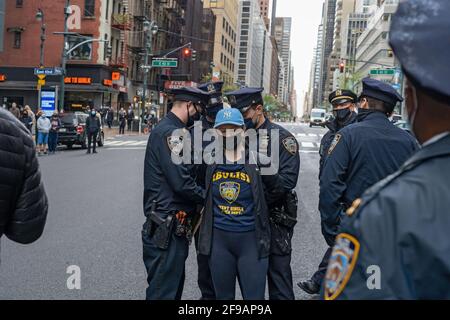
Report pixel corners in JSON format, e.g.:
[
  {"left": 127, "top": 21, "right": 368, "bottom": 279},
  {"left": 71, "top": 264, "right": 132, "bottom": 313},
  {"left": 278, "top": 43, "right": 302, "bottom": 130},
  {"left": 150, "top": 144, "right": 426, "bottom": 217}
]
[{"left": 297, "top": 280, "right": 320, "bottom": 295}]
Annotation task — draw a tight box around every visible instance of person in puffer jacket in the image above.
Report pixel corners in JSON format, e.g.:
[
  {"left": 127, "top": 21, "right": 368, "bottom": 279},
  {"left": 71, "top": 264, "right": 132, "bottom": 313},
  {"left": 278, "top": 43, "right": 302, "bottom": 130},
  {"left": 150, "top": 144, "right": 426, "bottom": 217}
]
[{"left": 0, "top": 107, "right": 48, "bottom": 250}]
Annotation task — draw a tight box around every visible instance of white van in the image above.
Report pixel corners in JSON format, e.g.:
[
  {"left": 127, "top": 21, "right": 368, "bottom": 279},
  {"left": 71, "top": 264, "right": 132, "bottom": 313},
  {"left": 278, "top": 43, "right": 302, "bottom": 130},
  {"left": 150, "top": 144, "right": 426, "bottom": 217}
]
[{"left": 310, "top": 108, "right": 327, "bottom": 127}]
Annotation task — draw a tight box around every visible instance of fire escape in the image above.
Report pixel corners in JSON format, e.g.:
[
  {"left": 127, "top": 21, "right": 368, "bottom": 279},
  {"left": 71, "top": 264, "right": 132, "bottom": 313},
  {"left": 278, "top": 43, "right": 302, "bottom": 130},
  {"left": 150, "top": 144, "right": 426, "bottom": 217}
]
[{"left": 111, "top": 0, "right": 133, "bottom": 70}]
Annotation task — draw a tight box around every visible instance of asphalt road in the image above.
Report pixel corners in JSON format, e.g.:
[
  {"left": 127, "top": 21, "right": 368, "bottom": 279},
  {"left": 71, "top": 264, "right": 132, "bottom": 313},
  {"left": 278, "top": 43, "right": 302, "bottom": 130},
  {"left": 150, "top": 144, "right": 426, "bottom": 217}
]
[{"left": 0, "top": 123, "right": 328, "bottom": 300}]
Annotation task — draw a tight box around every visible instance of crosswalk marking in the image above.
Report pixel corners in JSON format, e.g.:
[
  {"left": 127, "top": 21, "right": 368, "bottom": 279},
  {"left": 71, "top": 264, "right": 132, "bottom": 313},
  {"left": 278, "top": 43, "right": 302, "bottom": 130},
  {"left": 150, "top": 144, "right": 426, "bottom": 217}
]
[{"left": 105, "top": 139, "right": 320, "bottom": 151}]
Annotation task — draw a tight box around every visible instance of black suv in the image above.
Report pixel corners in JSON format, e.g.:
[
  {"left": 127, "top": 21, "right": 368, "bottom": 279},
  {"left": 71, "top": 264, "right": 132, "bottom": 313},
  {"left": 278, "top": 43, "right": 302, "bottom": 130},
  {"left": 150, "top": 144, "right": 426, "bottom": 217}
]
[{"left": 58, "top": 112, "right": 104, "bottom": 149}]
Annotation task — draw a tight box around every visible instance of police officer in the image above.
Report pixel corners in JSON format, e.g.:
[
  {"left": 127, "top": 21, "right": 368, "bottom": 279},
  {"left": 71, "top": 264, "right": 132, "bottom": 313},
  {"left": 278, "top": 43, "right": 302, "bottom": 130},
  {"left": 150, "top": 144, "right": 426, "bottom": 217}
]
[
  {"left": 322, "top": 0, "right": 450, "bottom": 300},
  {"left": 142, "top": 86, "right": 210, "bottom": 300},
  {"left": 191, "top": 81, "right": 225, "bottom": 300},
  {"left": 298, "top": 89, "right": 358, "bottom": 295},
  {"left": 226, "top": 87, "right": 300, "bottom": 300},
  {"left": 319, "top": 78, "right": 418, "bottom": 258}
]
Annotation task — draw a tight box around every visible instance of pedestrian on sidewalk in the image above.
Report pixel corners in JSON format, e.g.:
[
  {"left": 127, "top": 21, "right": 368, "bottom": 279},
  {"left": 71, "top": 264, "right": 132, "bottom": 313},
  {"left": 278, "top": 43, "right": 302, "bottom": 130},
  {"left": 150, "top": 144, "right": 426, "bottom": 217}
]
[
  {"left": 37, "top": 111, "right": 51, "bottom": 156},
  {"left": 127, "top": 106, "right": 134, "bottom": 131},
  {"left": 85, "top": 107, "right": 101, "bottom": 154},
  {"left": 48, "top": 111, "right": 61, "bottom": 154},
  {"left": 9, "top": 102, "right": 20, "bottom": 119},
  {"left": 119, "top": 107, "right": 126, "bottom": 135},
  {"left": 106, "top": 107, "right": 114, "bottom": 129},
  {"left": 20, "top": 110, "right": 33, "bottom": 134}
]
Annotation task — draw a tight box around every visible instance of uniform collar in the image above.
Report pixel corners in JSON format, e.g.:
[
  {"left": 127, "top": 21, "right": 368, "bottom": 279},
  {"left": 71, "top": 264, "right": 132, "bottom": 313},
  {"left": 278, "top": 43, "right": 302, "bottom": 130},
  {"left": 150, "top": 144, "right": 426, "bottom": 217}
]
[
  {"left": 258, "top": 118, "right": 270, "bottom": 130},
  {"left": 404, "top": 133, "right": 450, "bottom": 168},
  {"left": 422, "top": 132, "right": 450, "bottom": 148},
  {"left": 167, "top": 111, "right": 186, "bottom": 128},
  {"left": 356, "top": 110, "right": 388, "bottom": 123}
]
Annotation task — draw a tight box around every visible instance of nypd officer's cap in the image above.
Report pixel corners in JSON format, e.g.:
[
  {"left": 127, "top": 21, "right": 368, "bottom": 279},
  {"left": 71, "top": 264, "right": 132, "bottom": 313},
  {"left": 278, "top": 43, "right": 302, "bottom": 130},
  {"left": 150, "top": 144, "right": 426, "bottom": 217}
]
[
  {"left": 329, "top": 89, "right": 358, "bottom": 108},
  {"left": 360, "top": 78, "right": 403, "bottom": 106},
  {"left": 198, "top": 81, "right": 224, "bottom": 108},
  {"left": 225, "top": 87, "right": 264, "bottom": 113},
  {"left": 390, "top": 0, "right": 450, "bottom": 101},
  {"left": 169, "top": 86, "right": 210, "bottom": 107}
]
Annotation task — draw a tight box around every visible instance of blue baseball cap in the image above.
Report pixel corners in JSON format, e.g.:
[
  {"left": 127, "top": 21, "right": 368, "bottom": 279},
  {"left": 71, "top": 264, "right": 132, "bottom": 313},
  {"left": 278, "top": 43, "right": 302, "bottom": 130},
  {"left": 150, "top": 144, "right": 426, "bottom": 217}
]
[
  {"left": 390, "top": 0, "right": 450, "bottom": 100},
  {"left": 360, "top": 78, "right": 403, "bottom": 106},
  {"left": 214, "top": 108, "right": 244, "bottom": 129}
]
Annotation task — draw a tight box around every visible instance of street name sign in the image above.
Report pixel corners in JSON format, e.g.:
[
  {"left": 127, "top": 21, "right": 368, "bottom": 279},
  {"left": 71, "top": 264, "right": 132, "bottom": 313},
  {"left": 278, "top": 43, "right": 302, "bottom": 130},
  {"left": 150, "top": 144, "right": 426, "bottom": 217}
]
[
  {"left": 151, "top": 59, "right": 178, "bottom": 68},
  {"left": 370, "top": 69, "right": 395, "bottom": 75},
  {"left": 34, "top": 67, "right": 64, "bottom": 76}
]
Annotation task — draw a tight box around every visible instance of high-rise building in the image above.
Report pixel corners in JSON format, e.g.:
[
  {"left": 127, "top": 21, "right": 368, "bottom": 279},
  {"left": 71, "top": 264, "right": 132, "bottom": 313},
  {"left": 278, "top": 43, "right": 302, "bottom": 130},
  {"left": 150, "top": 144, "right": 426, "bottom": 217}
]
[
  {"left": 235, "top": 0, "right": 273, "bottom": 94},
  {"left": 274, "top": 17, "right": 292, "bottom": 105},
  {"left": 259, "top": 0, "right": 271, "bottom": 29},
  {"left": 203, "top": 0, "right": 239, "bottom": 87},
  {"left": 318, "top": 0, "right": 336, "bottom": 105}
]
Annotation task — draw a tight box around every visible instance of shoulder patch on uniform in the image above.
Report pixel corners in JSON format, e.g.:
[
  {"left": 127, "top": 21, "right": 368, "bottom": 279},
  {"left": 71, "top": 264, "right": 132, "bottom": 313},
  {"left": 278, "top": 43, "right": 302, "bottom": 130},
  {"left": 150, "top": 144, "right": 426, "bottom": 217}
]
[
  {"left": 324, "top": 233, "right": 360, "bottom": 300},
  {"left": 167, "top": 134, "right": 185, "bottom": 156},
  {"left": 282, "top": 136, "right": 298, "bottom": 155},
  {"left": 328, "top": 134, "right": 342, "bottom": 155},
  {"left": 346, "top": 198, "right": 362, "bottom": 217}
]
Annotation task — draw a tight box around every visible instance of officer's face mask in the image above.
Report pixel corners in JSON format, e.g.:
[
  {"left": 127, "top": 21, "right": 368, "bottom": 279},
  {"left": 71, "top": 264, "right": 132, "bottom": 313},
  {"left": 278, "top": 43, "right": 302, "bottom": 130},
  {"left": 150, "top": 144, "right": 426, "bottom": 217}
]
[
  {"left": 242, "top": 106, "right": 260, "bottom": 130},
  {"left": 91, "top": 111, "right": 96, "bottom": 116},
  {"left": 186, "top": 102, "right": 202, "bottom": 128},
  {"left": 332, "top": 107, "right": 352, "bottom": 123}
]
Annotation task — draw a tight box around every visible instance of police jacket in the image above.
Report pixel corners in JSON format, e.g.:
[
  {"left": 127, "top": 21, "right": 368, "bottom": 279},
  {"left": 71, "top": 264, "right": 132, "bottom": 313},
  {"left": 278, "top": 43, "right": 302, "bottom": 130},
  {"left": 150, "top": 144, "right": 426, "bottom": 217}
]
[
  {"left": 143, "top": 112, "right": 205, "bottom": 218},
  {"left": 198, "top": 156, "right": 271, "bottom": 259},
  {"left": 319, "top": 111, "right": 418, "bottom": 245},
  {"left": 257, "top": 119, "right": 300, "bottom": 206},
  {"left": 319, "top": 114, "right": 357, "bottom": 178},
  {"left": 0, "top": 108, "right": 48, "bottom": 244},
  {"left": 323, "top": 133, "right": 450, "bottom": 300},
  {"left": 86, "top": 114, "right": 101, "bottom": 133}
]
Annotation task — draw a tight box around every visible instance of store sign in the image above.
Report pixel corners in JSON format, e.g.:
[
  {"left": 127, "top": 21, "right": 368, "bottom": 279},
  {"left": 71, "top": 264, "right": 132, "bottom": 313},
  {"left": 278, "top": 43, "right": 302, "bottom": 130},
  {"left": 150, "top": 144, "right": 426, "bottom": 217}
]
[
  {"left": 64, "top": 77, "right": 92, "bottom": 84},
  {"left": 164, "top": 81, "right": 197, "bottom": 90},
  {"left": 112, "top": 72, "right": 121, "bottom": 81},
  {"left": 103, "top": 79, "right": 113, "bottom": 86},
  {"left": 40, "top": 90, "right": 57, "bottom": 117},
  {"left": 0, "top": 74, "right": 6, "bottom": 82}
]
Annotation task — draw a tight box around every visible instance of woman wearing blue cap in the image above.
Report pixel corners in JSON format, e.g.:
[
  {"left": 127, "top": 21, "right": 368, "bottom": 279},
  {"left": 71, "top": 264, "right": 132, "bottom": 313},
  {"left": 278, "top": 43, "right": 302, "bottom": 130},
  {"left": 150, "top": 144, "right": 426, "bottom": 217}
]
[{"left": 197, "top": 108, "right": 271, "bottom": 300}]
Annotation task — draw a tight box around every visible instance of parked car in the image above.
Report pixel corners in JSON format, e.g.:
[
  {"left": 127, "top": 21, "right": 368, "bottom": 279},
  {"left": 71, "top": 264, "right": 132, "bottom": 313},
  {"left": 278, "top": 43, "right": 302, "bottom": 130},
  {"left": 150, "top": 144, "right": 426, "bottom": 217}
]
[{"left": 58, "top": 112, "right": 104, "bottom": 149}]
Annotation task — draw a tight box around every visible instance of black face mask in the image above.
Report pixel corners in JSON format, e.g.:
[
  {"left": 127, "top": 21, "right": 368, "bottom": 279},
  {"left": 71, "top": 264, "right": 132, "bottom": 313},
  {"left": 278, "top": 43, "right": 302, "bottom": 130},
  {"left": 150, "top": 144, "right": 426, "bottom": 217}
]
[
  {"left": 186, "top": 104, "right": 201, "bottom": 128},
  {"left": 333, "top": 108, "right": 352, "bottom": 123}
]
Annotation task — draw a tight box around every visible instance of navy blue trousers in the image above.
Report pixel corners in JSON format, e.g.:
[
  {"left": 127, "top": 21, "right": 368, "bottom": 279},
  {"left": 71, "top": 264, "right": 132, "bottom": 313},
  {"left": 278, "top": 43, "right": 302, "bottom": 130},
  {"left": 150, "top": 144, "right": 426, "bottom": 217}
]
[
  {"left": 142, "top": 228, "right": 188, "bottom": 300},
  {"left": 209, "top": 228, "right": 268, "bottom": 300},
  {"left": 311, "top": 247, "right": 332, "bottom": 286},
  {"left": 268, "top": 253, "right": 295, "bottom": 300}
]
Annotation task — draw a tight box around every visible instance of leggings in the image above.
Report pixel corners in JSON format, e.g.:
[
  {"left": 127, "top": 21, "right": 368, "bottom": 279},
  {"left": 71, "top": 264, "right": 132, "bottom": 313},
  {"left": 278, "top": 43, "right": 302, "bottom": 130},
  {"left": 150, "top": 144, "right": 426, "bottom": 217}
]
[{"left": 209, "top": 228, "right": 268, "bottom": 300}]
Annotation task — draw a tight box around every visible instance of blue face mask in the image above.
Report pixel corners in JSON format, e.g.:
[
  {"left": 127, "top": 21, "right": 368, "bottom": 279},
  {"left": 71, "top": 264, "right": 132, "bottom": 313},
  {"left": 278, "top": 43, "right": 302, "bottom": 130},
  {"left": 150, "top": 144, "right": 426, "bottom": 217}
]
[
  {"left": 244, "top": 118, "right": 256, "bottom": 130},
  {"left": 91, "top": 111, "right": 96, "bottom": 116}
]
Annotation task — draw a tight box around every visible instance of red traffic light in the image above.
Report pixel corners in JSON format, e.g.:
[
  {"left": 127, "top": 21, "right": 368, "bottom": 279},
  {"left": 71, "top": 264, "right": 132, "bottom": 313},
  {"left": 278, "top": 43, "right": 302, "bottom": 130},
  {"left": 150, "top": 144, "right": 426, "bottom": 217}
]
[
  {"left": 339, "top": 61, "right": 345, "bottom": 73},
  {"left": 183, "top": 48, "right": 192, "bottom": 57}
]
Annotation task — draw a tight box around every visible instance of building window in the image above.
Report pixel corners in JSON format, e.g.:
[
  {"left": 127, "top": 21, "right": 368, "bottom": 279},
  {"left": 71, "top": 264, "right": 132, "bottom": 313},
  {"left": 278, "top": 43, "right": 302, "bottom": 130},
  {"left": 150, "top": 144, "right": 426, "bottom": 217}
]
[
  {"left": 16, "top": 0, "right": 23, "bottom": 8},
  {"left": 84, "top": 0, "right": 95, "bottom": 17},
  {"left": 13, "top": 32, "right": 21, "bottom": 48}
]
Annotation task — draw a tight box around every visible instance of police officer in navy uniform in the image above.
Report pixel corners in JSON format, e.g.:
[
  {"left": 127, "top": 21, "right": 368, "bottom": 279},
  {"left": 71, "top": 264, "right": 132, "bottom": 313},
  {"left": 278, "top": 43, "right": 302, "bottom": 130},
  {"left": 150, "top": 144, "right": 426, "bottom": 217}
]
[
  {"left": 322, "top": 0, "right": 450, "bottom": 300},
  {"left": 319, "top": 78, "right": 418, "bottom": 259},
  {"left": 226, "top": 87, "right": 300, "bottom": 300},
  {"left": 142, "top": 86, "right": 210, "bottom": 300},
  {"left": 191, "top": 81, "right": 225, "bottom": 300},
  {"left": 298, "top": 89, "right": 358, "bottom": 295}
]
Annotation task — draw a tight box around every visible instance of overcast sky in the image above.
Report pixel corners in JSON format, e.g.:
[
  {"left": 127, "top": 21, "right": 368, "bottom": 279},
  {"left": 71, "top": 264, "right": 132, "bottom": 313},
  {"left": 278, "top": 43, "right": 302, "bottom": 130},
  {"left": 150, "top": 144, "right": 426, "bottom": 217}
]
[{"left": 275, "top": 0, "right": 324, "bottom": 115}]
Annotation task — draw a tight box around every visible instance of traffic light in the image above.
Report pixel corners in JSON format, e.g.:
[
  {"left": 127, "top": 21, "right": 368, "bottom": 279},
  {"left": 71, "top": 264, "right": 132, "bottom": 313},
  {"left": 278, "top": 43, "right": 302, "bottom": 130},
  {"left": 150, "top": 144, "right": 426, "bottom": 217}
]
[
  {"left": 339, "top": 61, "right": 345, "bottom": 73},
  {"left": 106, "top": 46, "right": 112, "bottom": 58},
  {"left": 191, "top": 50, "right": 197, "bottom": 62},
  {"left": 183, "top": 48, "right": 192, "bottom": 58}
]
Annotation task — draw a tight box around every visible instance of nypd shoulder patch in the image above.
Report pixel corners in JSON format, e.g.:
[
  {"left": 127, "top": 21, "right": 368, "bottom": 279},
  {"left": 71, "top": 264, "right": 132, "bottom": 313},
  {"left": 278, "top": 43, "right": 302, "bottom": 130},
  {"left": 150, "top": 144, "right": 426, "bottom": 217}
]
[
  {"left": 167, "top": 134, "right": 185, "bottom": 156},
  {"left": 324, "top": 233, "right": 360, "bottom": 300},
  {"left": 282, "top": 136, "right": 298, "bottom": 155},
  {"left": 328, "top": 133, "right": 342, "bottom": 155}
]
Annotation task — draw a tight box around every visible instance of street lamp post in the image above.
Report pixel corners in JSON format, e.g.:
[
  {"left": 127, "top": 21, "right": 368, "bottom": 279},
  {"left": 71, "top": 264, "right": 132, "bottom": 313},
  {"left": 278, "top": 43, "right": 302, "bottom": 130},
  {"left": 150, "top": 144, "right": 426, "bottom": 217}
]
[
  {"left": 59, "top": 1, "right": 71, "bottom": 112},
  {"left": 36, "top": 8, "right": 46, "bottom": 110},
  {"left": 141, "top": 20, "right": 158, "bottom": 135}
]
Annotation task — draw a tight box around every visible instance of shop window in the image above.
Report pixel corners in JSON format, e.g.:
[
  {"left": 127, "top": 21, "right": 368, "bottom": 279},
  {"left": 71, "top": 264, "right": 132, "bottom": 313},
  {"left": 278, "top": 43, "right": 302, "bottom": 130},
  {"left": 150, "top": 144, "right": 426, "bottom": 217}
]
[{"left": 16, "top": 0, "right": 23, "bottom": 8}]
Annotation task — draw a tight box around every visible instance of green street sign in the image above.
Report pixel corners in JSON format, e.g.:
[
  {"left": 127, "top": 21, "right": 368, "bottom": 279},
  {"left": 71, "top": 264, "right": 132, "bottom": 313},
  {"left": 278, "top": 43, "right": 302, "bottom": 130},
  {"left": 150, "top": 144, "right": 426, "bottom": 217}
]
[
  {"left": 370, "top": 69, "right": 395, "bottom": 75},
  {"left": 151, "top": 59, "right": 178, "bottom": 68}
]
